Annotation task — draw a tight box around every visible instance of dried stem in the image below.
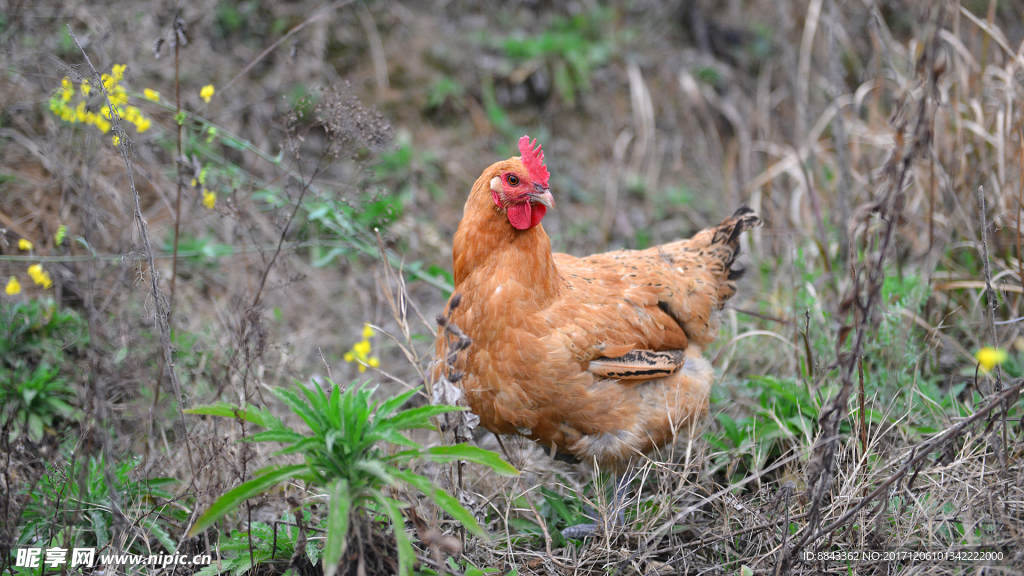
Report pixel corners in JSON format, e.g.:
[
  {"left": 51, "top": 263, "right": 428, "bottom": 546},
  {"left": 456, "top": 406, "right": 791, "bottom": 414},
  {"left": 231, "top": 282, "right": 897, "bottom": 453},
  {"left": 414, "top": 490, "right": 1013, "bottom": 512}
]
[{"left": 67, "top": 27, "right": 195, "bottom": 477}]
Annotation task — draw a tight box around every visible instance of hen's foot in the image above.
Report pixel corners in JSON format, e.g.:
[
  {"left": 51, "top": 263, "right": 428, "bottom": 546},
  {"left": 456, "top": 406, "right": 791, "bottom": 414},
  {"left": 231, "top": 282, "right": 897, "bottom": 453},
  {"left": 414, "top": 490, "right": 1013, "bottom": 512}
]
[
  {"left": 560, "top": 474, "right": 631, "bottom": 540},
  {"left": 560, "top": 505, "right": 626, "bottom": 539}
]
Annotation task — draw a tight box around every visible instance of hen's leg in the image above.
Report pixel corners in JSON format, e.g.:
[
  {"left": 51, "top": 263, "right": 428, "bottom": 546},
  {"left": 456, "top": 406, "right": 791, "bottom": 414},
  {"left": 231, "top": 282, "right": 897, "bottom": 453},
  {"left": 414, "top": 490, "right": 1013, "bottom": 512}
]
[{"left": 560, "top": 473, "right": 631, "bottom": 539}]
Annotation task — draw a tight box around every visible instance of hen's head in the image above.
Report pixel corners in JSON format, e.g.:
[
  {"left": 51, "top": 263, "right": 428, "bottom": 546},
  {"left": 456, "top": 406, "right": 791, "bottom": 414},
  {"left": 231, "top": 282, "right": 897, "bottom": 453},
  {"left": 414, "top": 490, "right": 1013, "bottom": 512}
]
[{"left": 483, "top": 135, "right": 555, "bottom": 230}]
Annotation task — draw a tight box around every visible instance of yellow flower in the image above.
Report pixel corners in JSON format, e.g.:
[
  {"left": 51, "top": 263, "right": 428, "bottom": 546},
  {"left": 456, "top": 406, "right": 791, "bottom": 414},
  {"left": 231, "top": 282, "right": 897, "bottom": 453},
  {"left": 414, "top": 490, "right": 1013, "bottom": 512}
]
[
  {"left": 344, "top": 327, "right": 380, "bottom": 372},
  {"left": 112, "top": 134, "right": 120, "bottom": 147},
  {"left": 353, "top": 339, "right": 371, "bottom": 357},
  {"left": 18, "top": 239, "right": 32, "bottom": 251},
  {"left": 202, "top": 189, "right": 216, "bottom": 209},
  {"left": 60, "top": 77, "right": 75, "bottom": 102},
  {"left": 112, "top": 63, "right": 126, "bottom": 83},
  {"left": 60, "top": 84, "right": 74, "bottom": 102},
  {"left": 27, "top": 265, "right": 52, "bottom": 289},
  {"left": 5, "top": 277, "right": 20, "bottom": 295},
  {"left": 110, "top": 88, "right": 129, "bottom": 107},
  {"left": 190, "top": 178, "right": 198, "bottom": 188},
  {"left": 144, "top": 88, "right": 160, "bottom": 102},
  {"left": 75, "top": 101, "right": 87, "bottom": 123},
  {"left": 200, "top": 84, "right": 215, "bottom": 103},
  {"left": 94, "top": 116, "right": 111, "bottom": 133},
  {"left": 975, "top": 347, "right": 1008, "bottom": 372},
  {"left": 81, "top": 78, "right": 91, "bottom": 96},
  {"left": 134, "top": 116, "right": 151, "bottom": 133}
]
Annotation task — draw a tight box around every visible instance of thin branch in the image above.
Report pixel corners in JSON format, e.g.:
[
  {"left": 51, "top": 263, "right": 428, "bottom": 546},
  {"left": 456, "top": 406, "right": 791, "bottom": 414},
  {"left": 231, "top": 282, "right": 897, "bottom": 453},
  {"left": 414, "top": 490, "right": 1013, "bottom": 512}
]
[{"left": 67, "top": 26, "right": 195, "bottom": 476}]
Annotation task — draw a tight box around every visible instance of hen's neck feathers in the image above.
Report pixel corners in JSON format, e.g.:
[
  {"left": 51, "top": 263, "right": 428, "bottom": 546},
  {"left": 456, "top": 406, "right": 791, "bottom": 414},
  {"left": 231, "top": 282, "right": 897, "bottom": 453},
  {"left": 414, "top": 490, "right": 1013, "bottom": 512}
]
[{"left": 453, "top": 169, "right": 561, "bottom": 303}]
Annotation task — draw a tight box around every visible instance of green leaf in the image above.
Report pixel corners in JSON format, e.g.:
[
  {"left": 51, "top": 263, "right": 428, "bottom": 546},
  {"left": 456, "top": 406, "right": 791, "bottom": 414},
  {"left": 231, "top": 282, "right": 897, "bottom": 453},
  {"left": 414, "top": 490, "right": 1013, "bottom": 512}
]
[
  {"left": 375, "top": 388, "right": 420, "bottom": 419},
  {"left": 248, "top": 430, "right": 305, "bottom": 444},
  {"left": 425, "top": 445, "right": 519, "bottom": 476},
  {"left": 184, "top": 403, "right": 269, "bottom": 427},
  {"left": 354, "top": 460, "right": 395, "bottom": 485},
  {"left": 323, "top": 479, "right": 351, "bottom": 576},
  {"left": 272, "top": 387, "right": 323, "bottom": 435},
  {"left": 540, "top": 486, "right": 574, "bottom": 524},
  {"left": 273, "top": 436, "right": 323, "bottom": 457},
  {"left": 392, "top": 469, "right": 487, "bottom": 538},
  {"left": 90, "top": 509, "right": 110, "bottom": 549},
  {"left": 142, "top": 517, "right": 177, "bottom": 553},
  {"left": 507, "top": 518, "right": 541, "bottom": 534},
  {"left": 384, "top": 404, "right": 463, "bottom": 431},
  {"left": 28, "top": 413, "right": 44, "bottom": 441},
  {"left": 372, "top": 494, "right": 414, "bottom": 576},
  {"left": 189, "top": 464, "right": 308, "bottom": 536}
]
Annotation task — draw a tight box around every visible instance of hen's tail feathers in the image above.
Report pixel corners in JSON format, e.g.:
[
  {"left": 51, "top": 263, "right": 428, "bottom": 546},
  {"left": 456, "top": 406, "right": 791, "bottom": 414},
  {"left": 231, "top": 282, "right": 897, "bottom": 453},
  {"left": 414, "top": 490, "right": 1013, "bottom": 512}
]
[
  {"left": 711, "top": 205, "right": 762, "bottom": 271},
  {"left": 710, "top": 205, "right": 762, "bottom": 306}
]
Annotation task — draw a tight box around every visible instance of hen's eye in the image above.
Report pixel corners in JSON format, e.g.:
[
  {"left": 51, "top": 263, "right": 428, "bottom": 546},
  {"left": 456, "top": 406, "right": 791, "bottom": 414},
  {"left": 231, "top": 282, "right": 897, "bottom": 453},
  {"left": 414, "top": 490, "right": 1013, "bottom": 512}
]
[{"left": 507, "top": 174, "right": 519, "bottom": 186}]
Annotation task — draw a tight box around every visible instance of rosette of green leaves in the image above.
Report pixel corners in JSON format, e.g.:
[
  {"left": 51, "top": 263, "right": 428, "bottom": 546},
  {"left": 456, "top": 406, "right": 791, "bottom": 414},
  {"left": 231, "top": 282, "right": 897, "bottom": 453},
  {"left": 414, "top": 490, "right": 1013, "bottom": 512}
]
[{"left": 186, "top": 382, "right": 517, "bottom": 576}]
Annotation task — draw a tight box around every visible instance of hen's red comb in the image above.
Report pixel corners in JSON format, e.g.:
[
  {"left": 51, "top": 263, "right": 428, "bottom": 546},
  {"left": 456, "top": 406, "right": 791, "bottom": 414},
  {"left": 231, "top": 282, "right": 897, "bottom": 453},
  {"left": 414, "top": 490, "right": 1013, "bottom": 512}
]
[{"left": 518, "top": 135, "right": 550, "bottom": 187}]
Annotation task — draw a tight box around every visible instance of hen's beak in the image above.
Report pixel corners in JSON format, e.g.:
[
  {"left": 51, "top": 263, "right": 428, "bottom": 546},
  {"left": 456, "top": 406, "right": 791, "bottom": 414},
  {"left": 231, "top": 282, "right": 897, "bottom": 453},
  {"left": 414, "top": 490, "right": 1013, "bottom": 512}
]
[{"left": 528, "top": 185, "right": 555, "bottom": 209}]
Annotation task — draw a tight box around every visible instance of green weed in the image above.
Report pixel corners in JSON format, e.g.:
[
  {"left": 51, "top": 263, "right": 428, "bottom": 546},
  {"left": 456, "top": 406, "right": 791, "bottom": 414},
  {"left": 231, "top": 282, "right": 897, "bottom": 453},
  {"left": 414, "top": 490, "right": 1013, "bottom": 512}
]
[
  {"left": 17, "top": 451, "right": 180, "bottom": 554},
  {"left": 0, "top": 299, "right": 85, "bottom": 441},
  {"left": 501, "top": 9, "right": 615, "bottom": 106},
  {"left": 194, "top": 515, "right": 321, "bottom": 576},
  {"left": 186, "top": 381, "right": 518, "bottom": 576}
]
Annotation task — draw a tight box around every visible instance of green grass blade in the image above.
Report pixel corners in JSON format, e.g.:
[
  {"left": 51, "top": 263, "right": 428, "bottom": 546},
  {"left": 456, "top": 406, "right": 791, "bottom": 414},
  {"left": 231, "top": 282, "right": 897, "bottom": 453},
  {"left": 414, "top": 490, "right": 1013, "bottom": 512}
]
[
  {"left": 372, "top": 494, "right": 413, "bottom": 576},
  {"left": 323, "top": 479, "right": 351, "bottom": 576},
  {"left": 271, "top": 387, "right": 324, "bottom": 435},
  {"left": 425, "top": 445, "right": 519, "bottom": 476},
  {"left": 184, "top": 402, "right": 268, "bottom": 427},
  {"left": 392, "top": 469, "right": 488, "bottom": 538},
  {"left": 375, "top": 388, "right": 420, "bottom": 419},
  {"left": 384, "top": 404, "right": 464, "bottom": 431}
]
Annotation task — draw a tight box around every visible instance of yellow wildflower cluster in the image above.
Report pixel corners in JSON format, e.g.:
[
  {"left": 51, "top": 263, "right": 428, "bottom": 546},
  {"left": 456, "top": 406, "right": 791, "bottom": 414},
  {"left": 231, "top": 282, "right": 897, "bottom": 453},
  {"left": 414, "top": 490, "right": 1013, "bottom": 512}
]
[
  {"left": 344, "top": 324, "right": 381, "bottom": 373},
  {"left": 5, "top": 264, "right": 53, "bottom": 295},
  {"left": 28, "top": 265, "right": 53, "bottom": 289},
  {"left": 48, "top": 64, "right": 153, "bottom": 136}
]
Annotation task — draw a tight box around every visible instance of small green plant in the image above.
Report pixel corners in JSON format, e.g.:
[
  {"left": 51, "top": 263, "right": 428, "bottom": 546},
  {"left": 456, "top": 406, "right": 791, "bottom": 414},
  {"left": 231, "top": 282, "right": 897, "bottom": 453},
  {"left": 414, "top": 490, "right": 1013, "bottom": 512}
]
[
  {"left": 504, "top": 475, "right": 626, "bottom": 546},
  {"left": 709, "top": 376, "right": 823, "bottom": 480},
  {"left": 194, "top": 515, "right": 320, "bottom": 576},
  {"left": 425, "top": 76, "right": 466, "bottom": 112},
  {"left": 186, "top": 381, "right": 518, "bottom": 576},
  {"left": 501, "top": 8, "right": 614, "bottom": 106},
  {"left": 372, "top": 132, "right": 444, "bottom": 208},
  {"left": 17, "top": 451, "right": 179, "bottom": 553},
  {"left": 0, "top": 299, "right": 84, "bottom": 440}
]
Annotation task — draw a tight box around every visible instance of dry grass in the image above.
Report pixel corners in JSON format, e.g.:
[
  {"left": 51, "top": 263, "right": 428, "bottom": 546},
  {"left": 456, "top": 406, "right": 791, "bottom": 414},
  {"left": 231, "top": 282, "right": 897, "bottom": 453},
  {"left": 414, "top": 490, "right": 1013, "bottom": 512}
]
[{"left": 1, "top": 0, "right": 1023, "bottom": 575}]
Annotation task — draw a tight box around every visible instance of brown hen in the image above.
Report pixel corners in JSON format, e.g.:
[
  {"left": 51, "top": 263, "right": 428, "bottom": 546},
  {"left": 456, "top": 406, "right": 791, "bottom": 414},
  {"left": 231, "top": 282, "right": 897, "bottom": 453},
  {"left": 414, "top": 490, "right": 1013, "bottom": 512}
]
[{"left": 433, "top": 136, "right": 760, "bottom": 474}]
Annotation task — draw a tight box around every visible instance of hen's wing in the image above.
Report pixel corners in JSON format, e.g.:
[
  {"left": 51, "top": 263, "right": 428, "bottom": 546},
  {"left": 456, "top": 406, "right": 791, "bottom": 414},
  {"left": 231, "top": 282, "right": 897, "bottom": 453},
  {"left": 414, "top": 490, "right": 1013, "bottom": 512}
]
[{"left": 552, "top": 205, "right": 762, "bottom": 359}]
